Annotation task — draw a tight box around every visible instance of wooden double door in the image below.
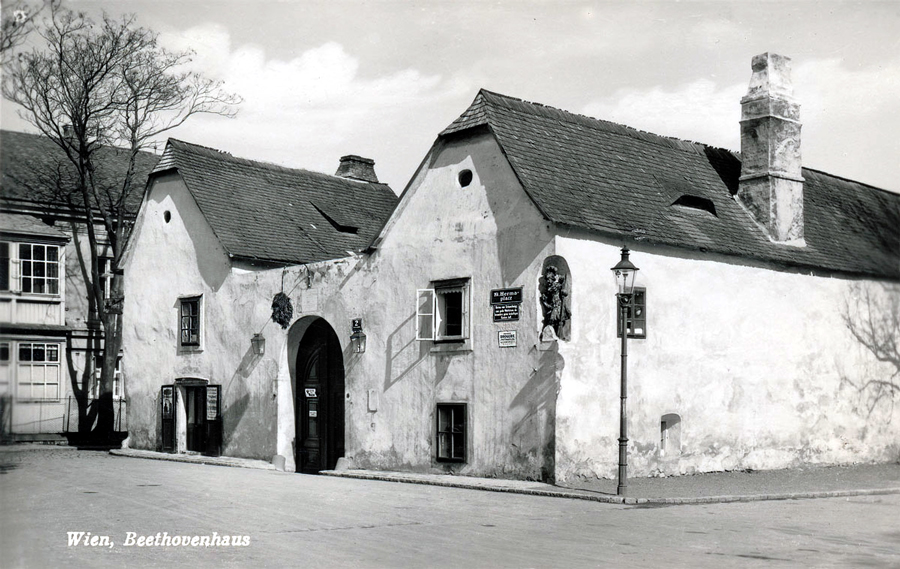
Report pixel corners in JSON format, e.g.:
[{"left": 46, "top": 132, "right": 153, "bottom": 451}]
[{"left": 296, "top": 319, "right": 345, "bottom": 473}]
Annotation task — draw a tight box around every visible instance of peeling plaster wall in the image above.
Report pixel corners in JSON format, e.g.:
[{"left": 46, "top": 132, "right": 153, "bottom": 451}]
[{"left": 554, "top": 232, "right": 900, "bottom": 481}]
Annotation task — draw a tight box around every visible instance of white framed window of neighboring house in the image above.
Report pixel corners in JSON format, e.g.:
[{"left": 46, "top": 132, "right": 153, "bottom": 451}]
[
  {"left": 98, "top": 257, "right": 114, "bottom": 300},
  {"left": 17, "top": 243, "right": 60, "bottom": 295},
  {"left": 16, "top": 342, "right": 61, "bottom": 400},
  {"left": 1, "top": 241, "right": 62, "bottom": 295},
  {"left": 178, "top": 295, "right": 203, "bottom": 350},
  {"left": 0, "top": 342, "right": 10, "bottom": 395},
  {"left": 93, "top": 354, "right": 123, "bottom": 400},
  {"left": 416, "top": 278, "right": 471, "bottom": 342}
]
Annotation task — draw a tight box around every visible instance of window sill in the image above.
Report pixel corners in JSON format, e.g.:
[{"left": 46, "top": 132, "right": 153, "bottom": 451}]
[
  {"left": 429, "top": 340, "right": 472, "bottom": 354},
  {"left": 177, "top": 345, "right": 204, "bottom": 355}
]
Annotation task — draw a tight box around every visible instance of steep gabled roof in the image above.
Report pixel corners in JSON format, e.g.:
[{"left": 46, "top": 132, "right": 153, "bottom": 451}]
[
  {"left": 0, "top": 129, "right": 159, "bottom": 216},
  {"left": 151, "top": 139, "right": 398, "bottom": 265},
  {"left": 440, "top": 90, "right": 900, "bottom": 280}
]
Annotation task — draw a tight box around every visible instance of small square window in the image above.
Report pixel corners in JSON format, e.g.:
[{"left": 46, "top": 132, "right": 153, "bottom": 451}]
[
  {"left": 179, "top": 296, "right": 202, "bottom": 347},
  {"left": 416, "top": 278, "right": 471, "bottom": 342},
  {"left": 436, "top": 403, "right": 467, "bottom": 462},
  {"left": 617, "top": 287, "right": 646, "bottom": 339}
]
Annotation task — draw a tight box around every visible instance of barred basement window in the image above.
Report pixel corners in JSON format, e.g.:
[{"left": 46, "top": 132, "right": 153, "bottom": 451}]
[
  {"left": 436, "top": 403, "right": 466, "bottom": 462},
  {"left": 617, "top": 287, "right": 646, "bottom": 339}
]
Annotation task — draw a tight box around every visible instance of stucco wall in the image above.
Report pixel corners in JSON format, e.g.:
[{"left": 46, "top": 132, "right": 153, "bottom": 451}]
[
  {"left": 339, "top": 132, "right": 557, "bottom": 479},
  {"left": 123, "top": 172, "right": 278, "bottom": 460},
  {"left": 554, "top": 232, "right": 900, "bottom": 481}
]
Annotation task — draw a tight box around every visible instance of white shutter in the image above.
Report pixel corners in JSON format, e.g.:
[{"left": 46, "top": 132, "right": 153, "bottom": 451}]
[
  {"left": 10, "top": 258, "right": 20, "bottom": 293},
  {"left": 416, "top": 289, "right": 436, "bottom": 341}
]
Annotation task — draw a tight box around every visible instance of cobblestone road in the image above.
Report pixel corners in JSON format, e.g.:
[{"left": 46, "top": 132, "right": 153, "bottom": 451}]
[{"left": 1, "top": 448, "right": 899, "bottom": 568}]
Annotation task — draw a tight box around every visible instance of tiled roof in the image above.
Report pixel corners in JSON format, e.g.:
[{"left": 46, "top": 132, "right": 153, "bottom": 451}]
[
  {"left": 0, "top": 129, "right": 158, "bottom": 215},
  {"left": 440, "top": 90, "right": 900, "bottom": 280},
  {"left": 0, "top": 212, "right": 69, "bottom": 240},
  {"left": 152, "top": 139, "right": 398, "bottom": 265}
]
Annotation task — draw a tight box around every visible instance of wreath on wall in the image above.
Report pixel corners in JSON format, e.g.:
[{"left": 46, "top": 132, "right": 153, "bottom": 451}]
[{"left": 271, "top": 292, "right": 293, "bottom": 329}]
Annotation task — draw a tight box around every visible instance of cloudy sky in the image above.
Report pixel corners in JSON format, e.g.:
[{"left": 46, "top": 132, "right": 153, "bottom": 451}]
[{"left": 2, "top": 1, "right": 898, "bottom": 193}]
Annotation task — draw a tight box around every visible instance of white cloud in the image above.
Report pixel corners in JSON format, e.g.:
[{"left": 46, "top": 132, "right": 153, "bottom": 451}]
[
  {"left": 582, "top": 79, "right": 745, "bottom": 150},
  {"left": 580, "top": 57, "right": 900, "bottom": 191},
  {"left": 154, "top": 24, "right": 465, "bottom": 189}
]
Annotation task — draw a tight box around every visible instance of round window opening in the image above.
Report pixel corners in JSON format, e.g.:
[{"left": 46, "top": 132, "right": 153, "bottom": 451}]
[
  {"left": 458, "top": 169, "right": 473, "bottom": 188},
  {"left": 164, "top": 210, "right": 171, "bottom": 223}
]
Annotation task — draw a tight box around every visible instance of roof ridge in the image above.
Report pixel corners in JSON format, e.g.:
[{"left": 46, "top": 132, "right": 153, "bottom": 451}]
[
  {"left": 802, "top": 165, "right": 898, "bottom": 198},
  {"left": 166, "top": 138, "right": 376, "bottom": 185},
  {"left": 476, "top": 89, "right": 722, "bottom": 156}
]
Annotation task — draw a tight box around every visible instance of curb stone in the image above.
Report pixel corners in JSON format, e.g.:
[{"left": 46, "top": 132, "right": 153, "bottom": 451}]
[
  {"left": 110, "top": 448, "right": 276, "bottom": 471},
  {"left": 107, "top": 450, "right": 900, "bottom": 506},
  {"left": 320, "top": 470, "right": 900, "bottom": 506}
]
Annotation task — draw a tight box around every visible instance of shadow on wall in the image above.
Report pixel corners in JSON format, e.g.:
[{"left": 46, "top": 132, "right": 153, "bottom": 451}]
[
  {"left": 509, "top": 346, "right": 561, "bottom": 482},
  {"left": 221, "top": 345, "right": 265, "bottom": 449},
  {"left": 383, "top": 313, "right": 429, "bottom": 391},
  {"left": 838, "top": 282, "right": 900, "bottom": 419},
  {"left": 163, "top": 187, "right": 230, "bottom": 292}
]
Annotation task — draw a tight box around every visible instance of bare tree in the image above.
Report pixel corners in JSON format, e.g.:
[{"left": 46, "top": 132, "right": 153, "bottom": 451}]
[
  {"left": 2, "top": 4, "right": 240, "bottom": 441},
  {"left": 0, "top": 0, "right": 48, "bottom": 58},
  {"left": 841, "top": 282, "right": 900, "bottom": 417}
]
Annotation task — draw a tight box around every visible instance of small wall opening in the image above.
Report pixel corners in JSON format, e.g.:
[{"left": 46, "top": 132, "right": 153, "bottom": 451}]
[
  {"left": 458, "top": 169, "right": 473, "bottom": 188},
  {"left": 660, "top": 413, "right": 682, "bottom": 456}
]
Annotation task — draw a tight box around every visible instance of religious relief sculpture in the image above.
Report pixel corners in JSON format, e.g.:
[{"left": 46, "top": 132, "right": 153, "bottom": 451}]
[{"left": 540, "top": 262, "right": 571, "bottom": 341}]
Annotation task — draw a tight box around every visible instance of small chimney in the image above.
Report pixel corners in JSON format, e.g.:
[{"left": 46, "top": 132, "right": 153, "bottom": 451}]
[
  {"left": 737, "top": 53, "right": 804, "bottom": 243},
  {"left": 335, "top": 155, "right": 379, "bottom": 183}
]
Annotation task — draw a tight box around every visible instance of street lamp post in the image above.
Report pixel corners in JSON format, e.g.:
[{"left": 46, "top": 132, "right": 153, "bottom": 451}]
[{"left": 611, "top": 246, "right": 639, "bottom": 497}]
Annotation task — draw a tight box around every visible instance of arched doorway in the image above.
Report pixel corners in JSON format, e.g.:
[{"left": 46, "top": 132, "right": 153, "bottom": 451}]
[{"left": 295, "top": 318, "right": 345, "bottom": 473}]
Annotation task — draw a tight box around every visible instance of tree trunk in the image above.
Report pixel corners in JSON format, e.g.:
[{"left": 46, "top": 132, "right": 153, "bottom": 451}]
[{"left": 92, "top": 272, "right": 124, "bottom": 441}]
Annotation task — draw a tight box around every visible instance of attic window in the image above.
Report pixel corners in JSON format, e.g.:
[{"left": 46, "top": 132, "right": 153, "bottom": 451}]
[
  {"left": 458, "top": 170, "right": 473, "bottom": 188},
  {"left": 671, "top": 195, "right": 717, "bottom": 217},
  {"left": 311, "top": 203, "right": 358, "bottom": 234}
]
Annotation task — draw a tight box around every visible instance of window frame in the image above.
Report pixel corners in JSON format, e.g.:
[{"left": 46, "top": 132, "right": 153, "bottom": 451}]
[
  {"left": 15, "top": 341, "right": 62, "bottom": 401},
  {"left": 616, "top": 287, "right": 647, "bottom": 339},
  {"left": 436, "top": 402, "right": 467, "bottom": 463},
  {"left": 416, "top": 278, "right": 471, "bottom": 343},
  {"left": 1, "top": 241, "right": 62, "bottom": 296},
  {"left": 178, "top": 295, "right": 204, "bottom": 351},
  {"left": 93, "top": 354, "right": 124, "bottom": 400}
]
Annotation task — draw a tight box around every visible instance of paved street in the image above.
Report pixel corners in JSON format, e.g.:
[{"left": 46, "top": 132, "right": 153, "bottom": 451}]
[{"left": 1, "top": 448, "right": 898, "bottom": 568}]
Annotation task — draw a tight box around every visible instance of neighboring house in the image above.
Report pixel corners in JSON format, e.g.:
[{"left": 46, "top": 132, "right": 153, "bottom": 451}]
[
  {"left": 123, "top": 53, "right": 899, "bottom": 481},
  {"left": 0, "top": 130, "right": 158, "bottom": 440}
]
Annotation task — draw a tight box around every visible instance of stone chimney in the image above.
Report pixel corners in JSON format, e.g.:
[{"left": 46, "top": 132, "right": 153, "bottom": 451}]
[
  {"left": 335, "top": 155, "right": 379, "bottom": 183},
  {"left": 737, "top": 53, "right": 804, "bottom": 243}
]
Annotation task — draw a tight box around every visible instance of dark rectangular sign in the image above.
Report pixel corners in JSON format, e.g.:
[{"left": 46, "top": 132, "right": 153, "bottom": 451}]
[
  {"left": 493, "top": 303, "right": 520, "bottom": 322},
  {"left": 491, "top": 288, "right": 522, "bottom": 305}
]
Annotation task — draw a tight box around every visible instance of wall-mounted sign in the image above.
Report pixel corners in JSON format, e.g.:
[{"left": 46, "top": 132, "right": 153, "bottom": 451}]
[
  {"left": 304, "top": 388, "right": 317, "bottom": 398},
  {"left": 162, "top": 386, "right": 174, "bottom": 419},
  {"left": 206, "top": 386, "right": 219, "bottom": 421},
  {"left": 493, "top": 304, "right": 520, "bottom": 322},
  {"left": 309, "top": 410, "right": 318, "bottom": 418},
  {"left": 498, "top": 330, "right": 517, "bottom": 348},
  {"left": 491, "top": 288, "right": 523, "bottom": 305},
  {"left": 351, "top": 318, "right": 363, "bottom": 332}
]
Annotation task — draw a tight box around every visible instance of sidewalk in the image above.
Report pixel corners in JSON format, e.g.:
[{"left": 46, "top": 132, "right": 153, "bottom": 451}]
[{"left": 108, "top": 447, "right": 900, "bottom": 505}]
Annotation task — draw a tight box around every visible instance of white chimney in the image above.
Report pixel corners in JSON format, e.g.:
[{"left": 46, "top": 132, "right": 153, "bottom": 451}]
[{"left": 737, "top": 53, "right": 804, "bottom": 243}]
